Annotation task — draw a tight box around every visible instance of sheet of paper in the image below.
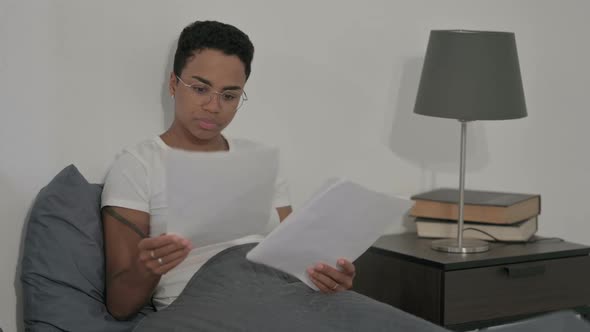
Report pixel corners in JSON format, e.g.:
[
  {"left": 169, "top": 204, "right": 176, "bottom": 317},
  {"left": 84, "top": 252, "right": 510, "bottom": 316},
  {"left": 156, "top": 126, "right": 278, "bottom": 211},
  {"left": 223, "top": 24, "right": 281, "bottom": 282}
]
[
  {"left": 166, "top": 146, "right": 278, "bottom": 247},
  {"left": 246, "top": 178, "right": 413, "bottom": 290}
]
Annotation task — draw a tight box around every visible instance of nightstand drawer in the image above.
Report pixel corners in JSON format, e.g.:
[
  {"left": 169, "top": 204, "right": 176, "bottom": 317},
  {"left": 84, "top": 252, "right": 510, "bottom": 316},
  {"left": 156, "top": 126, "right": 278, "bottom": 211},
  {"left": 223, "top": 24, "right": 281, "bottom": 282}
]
[{"left": 444, "top": 255, "right": 590, "bottom": 325}]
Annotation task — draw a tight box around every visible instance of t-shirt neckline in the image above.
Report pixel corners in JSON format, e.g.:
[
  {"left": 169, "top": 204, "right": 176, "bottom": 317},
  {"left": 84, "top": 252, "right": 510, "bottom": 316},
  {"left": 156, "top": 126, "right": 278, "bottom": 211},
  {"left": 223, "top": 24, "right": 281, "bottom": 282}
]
[{"left": 155, "top": 135, "right": 231, "bottom": 151}]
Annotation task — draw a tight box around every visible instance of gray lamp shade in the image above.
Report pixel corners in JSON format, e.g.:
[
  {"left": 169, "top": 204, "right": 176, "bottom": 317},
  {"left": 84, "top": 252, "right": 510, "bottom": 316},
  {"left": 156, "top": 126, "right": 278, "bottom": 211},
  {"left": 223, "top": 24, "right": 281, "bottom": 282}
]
[{"left": 414, "top": 30, "right": 527, "bottom": 121}]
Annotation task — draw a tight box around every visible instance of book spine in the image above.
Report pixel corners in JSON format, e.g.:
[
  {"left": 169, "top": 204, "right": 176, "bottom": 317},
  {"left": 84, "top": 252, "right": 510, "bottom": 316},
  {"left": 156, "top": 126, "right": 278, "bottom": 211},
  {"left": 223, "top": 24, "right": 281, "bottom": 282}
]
[
  {"left": 415, "top": 218, "right": 537, "bottom": 242},
  {"left": 411, "top": 198, "right": 540, "bottom": 224}
]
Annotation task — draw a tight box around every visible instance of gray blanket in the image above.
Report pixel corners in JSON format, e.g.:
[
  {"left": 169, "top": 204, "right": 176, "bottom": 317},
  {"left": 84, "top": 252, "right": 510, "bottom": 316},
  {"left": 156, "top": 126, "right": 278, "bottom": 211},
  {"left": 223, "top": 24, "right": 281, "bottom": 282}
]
[{"left": 133, "top": 243, "right": 448, "bottom": 332}]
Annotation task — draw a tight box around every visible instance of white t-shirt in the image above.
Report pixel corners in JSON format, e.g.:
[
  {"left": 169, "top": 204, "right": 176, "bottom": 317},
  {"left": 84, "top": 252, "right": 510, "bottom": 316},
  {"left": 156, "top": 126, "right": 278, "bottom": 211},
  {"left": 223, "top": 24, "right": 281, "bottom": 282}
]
[{"left": 101, "top": 136, "right": 290, "bottom": 308}]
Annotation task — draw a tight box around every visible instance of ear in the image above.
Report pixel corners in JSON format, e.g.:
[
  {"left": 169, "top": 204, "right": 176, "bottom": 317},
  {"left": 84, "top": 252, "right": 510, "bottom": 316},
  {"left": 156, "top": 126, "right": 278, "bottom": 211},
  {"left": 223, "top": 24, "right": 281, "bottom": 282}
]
[{"left": 169, "top": 72, "right": 177, "bottom": 97}]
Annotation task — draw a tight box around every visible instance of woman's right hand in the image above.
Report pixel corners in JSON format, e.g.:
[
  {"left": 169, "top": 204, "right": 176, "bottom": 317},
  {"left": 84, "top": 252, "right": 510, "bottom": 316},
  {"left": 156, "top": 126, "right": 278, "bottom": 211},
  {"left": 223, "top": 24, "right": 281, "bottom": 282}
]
[{"left": 137, "top": 234, "right": 192, "bottom": 275}]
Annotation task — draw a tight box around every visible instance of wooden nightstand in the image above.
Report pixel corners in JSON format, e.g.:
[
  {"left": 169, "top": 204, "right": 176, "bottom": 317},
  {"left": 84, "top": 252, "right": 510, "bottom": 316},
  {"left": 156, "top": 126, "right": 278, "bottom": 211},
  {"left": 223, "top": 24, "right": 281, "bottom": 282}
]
[{"left": 353, "top": 233, "right": 590, "bottom": 331}]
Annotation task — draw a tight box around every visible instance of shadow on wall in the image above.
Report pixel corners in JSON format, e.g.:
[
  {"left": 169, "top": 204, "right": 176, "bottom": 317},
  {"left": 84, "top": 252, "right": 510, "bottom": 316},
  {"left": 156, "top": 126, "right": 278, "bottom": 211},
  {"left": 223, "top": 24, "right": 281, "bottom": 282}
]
[
  {"left": 3, "top": 175, "right": 30, "bottom": 332},
  {"left": 14, "top": 208, "right": 32, "bottom": 332},
  {"left": 387, "top": 57, "right": 490, "bottom": 191},
  {"left": 160, "top": 39, "right": 178, "bottom": 131},
  {"left": 8, "top": 40, "right": 179, "bottom": 332}
]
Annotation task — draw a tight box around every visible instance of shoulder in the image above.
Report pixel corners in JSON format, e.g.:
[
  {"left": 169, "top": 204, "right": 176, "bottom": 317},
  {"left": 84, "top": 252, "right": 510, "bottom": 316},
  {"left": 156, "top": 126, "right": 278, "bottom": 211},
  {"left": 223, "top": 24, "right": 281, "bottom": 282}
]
[
  {"left": 124, "top": 137, "right": 165, "bottom": 162},
  {"left": 101, "top": 138, "right": 163, "bottom": 211},
  {"left": 103, "top": 137, "right": 166, "bottom": 185},
  {"left": 112, "top": 137, "right": 166, "bottom": 170}
]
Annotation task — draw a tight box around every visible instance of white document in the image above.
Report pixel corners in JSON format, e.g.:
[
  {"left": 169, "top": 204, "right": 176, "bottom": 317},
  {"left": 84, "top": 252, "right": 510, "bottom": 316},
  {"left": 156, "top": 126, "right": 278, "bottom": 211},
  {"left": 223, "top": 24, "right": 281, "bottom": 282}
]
[
  {"left": 246, "top": 178, "right": 413, "bottom": 290},
  {"left": 165, "top": 146, "right": 278, "bottom": 247}
]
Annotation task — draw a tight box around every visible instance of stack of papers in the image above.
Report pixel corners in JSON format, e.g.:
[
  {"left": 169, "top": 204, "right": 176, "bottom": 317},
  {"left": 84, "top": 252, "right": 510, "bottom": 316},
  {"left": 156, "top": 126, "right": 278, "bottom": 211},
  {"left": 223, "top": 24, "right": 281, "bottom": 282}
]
[
  {"left": 165, "top": 146, "right": 278, "bottom": 247},
  {"left": 246, "top": 178, "right": 413, "bottom": 290}
]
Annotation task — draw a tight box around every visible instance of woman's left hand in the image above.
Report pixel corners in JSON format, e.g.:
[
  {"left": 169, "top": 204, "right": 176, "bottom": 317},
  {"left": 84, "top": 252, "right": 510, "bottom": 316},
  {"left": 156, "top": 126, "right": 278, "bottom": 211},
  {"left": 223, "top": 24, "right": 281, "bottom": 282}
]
[{"left": 307, "top": 259, "right": 356, "bottom": 293}]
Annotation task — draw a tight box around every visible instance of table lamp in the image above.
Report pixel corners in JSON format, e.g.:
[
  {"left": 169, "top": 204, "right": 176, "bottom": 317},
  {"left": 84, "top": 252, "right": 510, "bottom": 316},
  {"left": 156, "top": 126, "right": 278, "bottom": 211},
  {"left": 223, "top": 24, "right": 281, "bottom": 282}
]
[{"left": 413, "top": 30, "right": 527, "bottom": 253}]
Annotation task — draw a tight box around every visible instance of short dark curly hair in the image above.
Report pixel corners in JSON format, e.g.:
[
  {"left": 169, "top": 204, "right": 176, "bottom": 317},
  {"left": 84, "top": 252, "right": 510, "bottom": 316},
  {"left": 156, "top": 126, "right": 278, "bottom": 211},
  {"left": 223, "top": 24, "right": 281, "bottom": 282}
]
[{"left": 173, "top": 21, "right": 254, "bottom": 80}]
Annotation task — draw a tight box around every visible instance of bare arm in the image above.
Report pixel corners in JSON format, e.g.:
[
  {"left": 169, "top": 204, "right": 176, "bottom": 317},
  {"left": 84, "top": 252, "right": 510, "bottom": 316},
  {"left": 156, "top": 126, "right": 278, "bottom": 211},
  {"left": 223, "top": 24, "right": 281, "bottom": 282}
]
[
  {"left": 104, "top": 204, "right": 289, "bottom": 319},
  {"left": 103, "top": 206, "right": 191, "bottom": 320},
  {"left": 103, "top": 207, "right": 157, "bottom": 319}
]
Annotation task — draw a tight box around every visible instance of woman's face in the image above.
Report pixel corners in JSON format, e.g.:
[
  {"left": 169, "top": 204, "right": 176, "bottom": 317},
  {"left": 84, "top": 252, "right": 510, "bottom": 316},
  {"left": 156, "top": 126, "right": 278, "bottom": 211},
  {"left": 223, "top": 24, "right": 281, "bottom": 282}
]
[{"left": 169, "top": 49, "right": 247, "bottom": 142}]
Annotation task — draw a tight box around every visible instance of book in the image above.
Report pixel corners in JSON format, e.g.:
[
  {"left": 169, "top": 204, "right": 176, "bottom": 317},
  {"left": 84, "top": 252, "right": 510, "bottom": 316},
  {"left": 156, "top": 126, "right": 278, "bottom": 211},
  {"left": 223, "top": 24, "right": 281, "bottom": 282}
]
[
  {"left": 410, "top": 188, "right": 541, "bottom": 225},
  {"left": 415, "top": 216, "right": 538, "bottom": 242}
]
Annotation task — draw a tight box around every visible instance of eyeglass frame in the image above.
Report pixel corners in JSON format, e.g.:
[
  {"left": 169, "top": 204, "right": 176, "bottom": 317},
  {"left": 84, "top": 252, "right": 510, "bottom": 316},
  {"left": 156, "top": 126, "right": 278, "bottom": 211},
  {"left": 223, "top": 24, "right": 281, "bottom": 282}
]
[{"left": 175, "top": 75, "right": 248, "bottom": 112}]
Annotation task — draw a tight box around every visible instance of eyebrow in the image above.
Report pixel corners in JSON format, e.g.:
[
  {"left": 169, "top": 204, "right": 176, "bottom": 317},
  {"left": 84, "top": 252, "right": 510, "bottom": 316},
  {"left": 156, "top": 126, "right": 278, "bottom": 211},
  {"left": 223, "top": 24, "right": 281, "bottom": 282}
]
[{"left": 191, "top": 75, "right": 243, "bottom": 91}]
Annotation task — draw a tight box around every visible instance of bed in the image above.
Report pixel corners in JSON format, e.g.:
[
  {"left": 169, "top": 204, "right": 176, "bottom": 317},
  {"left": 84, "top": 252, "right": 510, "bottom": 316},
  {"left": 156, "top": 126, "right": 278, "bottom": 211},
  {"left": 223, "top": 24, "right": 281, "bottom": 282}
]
[{"left": 19, "top": 165, "right": 590, "bottom": 331}]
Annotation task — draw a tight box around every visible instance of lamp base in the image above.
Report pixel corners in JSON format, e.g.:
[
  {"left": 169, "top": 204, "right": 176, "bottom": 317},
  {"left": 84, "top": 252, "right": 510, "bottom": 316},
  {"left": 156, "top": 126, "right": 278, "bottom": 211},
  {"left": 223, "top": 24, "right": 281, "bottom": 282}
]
[{"left": 431, "top": 238, "right": 490, "bottom": 254}]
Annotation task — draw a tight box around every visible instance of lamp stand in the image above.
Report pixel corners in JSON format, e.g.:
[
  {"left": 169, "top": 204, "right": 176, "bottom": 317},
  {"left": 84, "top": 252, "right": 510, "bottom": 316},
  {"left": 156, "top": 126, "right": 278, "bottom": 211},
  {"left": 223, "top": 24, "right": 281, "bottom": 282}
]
[{"left": 431, "top": 120, "right": 490, "bottom": 254}]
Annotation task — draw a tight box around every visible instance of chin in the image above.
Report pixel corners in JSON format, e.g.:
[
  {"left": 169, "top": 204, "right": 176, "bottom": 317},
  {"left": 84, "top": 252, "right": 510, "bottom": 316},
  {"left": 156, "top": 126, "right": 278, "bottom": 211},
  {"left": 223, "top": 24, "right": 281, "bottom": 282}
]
[{"left": 189, "top": 127, "right": 221, "bottom": 141}]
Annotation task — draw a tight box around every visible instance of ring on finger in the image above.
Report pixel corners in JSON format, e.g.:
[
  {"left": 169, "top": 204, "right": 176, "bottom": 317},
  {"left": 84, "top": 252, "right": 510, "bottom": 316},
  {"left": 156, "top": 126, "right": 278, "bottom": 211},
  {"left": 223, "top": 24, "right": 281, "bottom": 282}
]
[
  {"left": 150, "top": 250, "right": 156, "bottom": 259},
  {"left": 157, "top": 257, "right": 164, "bottom": 265},
  {"left": 331, "top": 283, "right": 339, "bottom": 290}
]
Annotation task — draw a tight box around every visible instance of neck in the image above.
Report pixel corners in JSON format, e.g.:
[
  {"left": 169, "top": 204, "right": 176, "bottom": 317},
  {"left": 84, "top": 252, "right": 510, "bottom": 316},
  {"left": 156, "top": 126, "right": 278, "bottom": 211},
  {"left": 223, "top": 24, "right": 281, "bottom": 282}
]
[{"left": 161, "top": 122, "right": 227, "bottom": 152}]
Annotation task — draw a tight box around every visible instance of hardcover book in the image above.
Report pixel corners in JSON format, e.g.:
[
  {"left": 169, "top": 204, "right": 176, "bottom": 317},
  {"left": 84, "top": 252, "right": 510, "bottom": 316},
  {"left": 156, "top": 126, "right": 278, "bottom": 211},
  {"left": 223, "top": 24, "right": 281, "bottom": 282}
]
[
  {"left": 410, "top": 188, "right": 540, "bottom": 224},
  {"left": 415, "top": 216, "right": 538, "bottom": 242}
]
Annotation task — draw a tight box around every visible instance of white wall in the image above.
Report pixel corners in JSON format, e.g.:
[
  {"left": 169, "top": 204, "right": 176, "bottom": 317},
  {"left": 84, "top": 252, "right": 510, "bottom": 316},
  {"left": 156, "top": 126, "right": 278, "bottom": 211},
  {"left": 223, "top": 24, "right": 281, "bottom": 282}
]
[{"left": 2, "top": 0, "right": 589, "bottom": 330}]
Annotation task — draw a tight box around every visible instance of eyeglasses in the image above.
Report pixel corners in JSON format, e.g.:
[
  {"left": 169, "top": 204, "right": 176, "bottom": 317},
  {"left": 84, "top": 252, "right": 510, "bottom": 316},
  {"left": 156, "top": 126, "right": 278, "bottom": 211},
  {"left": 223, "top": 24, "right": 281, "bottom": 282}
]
[{"left": 176, "top": 76, "right": 248, "bottom": 112}]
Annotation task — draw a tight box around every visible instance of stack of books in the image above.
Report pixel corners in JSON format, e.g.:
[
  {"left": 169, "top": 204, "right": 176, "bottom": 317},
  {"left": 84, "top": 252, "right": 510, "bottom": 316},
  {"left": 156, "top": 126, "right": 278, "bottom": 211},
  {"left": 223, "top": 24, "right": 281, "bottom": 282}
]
[{"left": 410, "top": 188, "right": 541, "bottom": 242}]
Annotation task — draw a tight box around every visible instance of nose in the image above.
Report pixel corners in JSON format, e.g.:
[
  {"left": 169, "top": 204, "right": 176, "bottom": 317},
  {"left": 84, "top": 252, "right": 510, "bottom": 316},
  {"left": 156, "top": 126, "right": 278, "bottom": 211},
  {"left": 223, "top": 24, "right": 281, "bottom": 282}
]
[{"left": 201, "top": 93, "right": 223, "bottom": 113}]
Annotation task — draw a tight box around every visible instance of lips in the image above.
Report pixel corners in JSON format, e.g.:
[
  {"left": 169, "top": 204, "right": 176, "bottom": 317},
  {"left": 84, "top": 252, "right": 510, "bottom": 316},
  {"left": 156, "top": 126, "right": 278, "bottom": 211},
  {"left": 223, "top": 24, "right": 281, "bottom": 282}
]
[{"left": 195, "top": 118, "right": 218, "bottom": 130}]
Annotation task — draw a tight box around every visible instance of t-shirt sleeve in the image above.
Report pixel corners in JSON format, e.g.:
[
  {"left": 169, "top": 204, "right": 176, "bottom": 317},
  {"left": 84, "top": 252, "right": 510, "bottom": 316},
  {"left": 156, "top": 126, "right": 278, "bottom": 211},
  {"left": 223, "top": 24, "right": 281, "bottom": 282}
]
[{"left": 101, "top": 151, "right": 150, "bottom": 213}]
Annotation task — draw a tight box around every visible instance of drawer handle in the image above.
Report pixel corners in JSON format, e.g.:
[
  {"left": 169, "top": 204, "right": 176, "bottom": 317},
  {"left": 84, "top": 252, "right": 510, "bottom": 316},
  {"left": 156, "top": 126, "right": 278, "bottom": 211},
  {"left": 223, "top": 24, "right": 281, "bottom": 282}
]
[{"left": 504, "top": 265, "right": 546, "bottom": 278}]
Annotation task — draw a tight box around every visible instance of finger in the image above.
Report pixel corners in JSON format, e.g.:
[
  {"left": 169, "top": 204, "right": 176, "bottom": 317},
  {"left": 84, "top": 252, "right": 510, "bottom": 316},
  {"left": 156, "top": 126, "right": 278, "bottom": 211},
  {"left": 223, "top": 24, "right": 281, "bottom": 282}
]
[
  {"left": 308, "top": 267, "right": 339, "bottom": 292},
  {"left": 160, "top": 246, "right": 191, "bottom": 265},
  {"left": 138, "top": 234, "right": 173, "bottom": 251},
  {"left": 139, "top": 239, "right": 191, "bottom": 262},
  {"left": 337, "top": 259, "right": 356, "bottom": 276},
  {"left": 148, "top": 256, "right": 184, "bottom": 275},
  {"left": 138, "top": 234, "right": 188, "bottom": 251},
  {"left": 308, "top": 273, "right": 333, "bottom": 293},
  {"left": 146, "top": 249, "right": 190, "bottom": 275},
  {"left": 314, "top": 263, "right": 353, "bottom": 289},
  {"left": 311, "top": 277, "right": 332, "bottom": 293},
  {"left": 311, "top": 274, "right": 342, "bottom": 293},
  {"left": 158, "top": 239, "right": 192, "bottom": 258},
  {"left": 313, "top": 263, "right": 347, "bottom": 284}
]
